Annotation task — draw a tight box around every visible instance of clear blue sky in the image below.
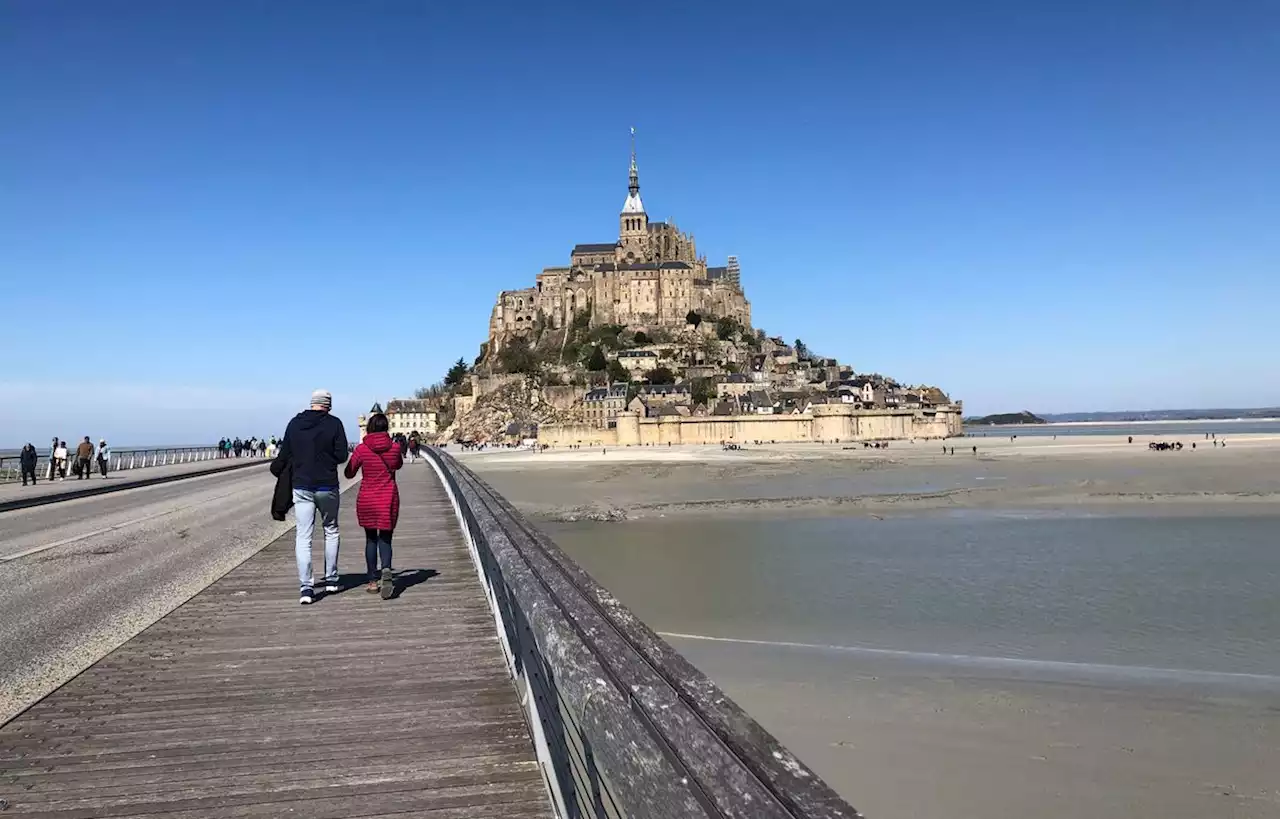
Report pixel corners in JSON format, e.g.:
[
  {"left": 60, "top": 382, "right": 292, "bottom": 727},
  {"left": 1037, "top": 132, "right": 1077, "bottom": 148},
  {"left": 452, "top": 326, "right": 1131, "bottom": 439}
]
[{"left": 2, "top": 1, "right": 1277, "bottom": 445}]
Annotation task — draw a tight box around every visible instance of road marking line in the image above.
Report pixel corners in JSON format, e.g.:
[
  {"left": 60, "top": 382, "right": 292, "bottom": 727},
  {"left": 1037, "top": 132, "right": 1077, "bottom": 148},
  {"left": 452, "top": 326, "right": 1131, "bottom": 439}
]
[{"left": 0, "top": 486, "right": 258, "bottom": 562}]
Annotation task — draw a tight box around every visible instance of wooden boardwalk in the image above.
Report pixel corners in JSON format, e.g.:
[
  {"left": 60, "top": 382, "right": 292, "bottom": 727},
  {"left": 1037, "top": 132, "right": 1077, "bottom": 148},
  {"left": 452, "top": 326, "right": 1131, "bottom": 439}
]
[{"left": 0, "top": 465, "right": 551, "bottom": 818}]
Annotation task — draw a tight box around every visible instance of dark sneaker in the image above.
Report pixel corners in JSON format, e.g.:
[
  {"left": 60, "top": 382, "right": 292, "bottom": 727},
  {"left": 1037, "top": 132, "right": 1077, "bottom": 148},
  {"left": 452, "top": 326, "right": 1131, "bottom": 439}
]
[
  {"left": 324, "top": 581, "right": 341, "bottom": 594},
  {"left": 380, "top": 568, "right": 394, "bottom": 600},
  {"left": 299, "top": 588, "right": 314, "bottom": 605}
]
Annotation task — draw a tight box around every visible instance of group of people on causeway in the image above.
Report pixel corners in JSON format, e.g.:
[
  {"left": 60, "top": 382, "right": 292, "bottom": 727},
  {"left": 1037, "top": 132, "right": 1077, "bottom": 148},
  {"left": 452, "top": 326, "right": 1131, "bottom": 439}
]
[
  {"left": 269, "top": 390, "right": 406, "bottom": 605},
  {"left": 218, "top": 437, "right": 276, "bottom": 458},
  {"left": 16, "top": 437, "right": 110, "bottom": 485}
]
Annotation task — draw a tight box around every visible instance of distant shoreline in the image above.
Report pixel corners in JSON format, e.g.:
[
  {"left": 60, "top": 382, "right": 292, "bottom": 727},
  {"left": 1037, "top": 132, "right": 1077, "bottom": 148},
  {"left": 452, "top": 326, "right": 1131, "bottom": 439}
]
[{"left": 1019, "top": 418, "right": 1280, "bottom": 427}]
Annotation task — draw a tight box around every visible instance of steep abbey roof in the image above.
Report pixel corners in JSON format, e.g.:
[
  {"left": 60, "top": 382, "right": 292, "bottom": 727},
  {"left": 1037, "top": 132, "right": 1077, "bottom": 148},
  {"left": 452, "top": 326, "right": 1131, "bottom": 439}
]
[
  {"left": 573, "top": 243, "right": 618, "bottom": 254},
  {"left": 622, "top": 191, "right": 645, "bottom": 214}
]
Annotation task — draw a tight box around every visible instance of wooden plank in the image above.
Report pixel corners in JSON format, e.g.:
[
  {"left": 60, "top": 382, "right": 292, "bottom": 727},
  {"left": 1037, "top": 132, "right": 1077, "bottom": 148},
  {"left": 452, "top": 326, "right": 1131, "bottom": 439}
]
[{"left": 0, "top": 466, "right": 552, "bottom": 818}]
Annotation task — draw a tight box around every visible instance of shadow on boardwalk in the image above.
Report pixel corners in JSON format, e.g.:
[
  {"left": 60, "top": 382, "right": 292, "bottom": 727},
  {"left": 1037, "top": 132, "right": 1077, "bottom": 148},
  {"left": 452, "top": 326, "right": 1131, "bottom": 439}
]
[{"left": 0, "top": 465, "right": 550, "bottom": 818}]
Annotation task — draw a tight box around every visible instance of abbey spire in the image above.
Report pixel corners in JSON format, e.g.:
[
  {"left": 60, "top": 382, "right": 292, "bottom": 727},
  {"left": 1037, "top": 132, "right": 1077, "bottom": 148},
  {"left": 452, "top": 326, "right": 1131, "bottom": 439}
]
[{"left": 621, "top": 127, "right": 645, "bottom": 215}]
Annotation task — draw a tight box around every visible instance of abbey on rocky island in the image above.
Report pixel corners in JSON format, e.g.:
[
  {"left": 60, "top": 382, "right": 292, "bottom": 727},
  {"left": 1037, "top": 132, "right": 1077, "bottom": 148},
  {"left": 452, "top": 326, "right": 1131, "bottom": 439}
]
[{"left": 487, "top": 135, "right": 751, "bottom": 353}]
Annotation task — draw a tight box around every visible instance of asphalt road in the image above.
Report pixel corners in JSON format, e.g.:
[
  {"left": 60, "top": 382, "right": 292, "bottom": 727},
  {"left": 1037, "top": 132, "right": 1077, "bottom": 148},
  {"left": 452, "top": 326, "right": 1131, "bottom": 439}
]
[
  {"left": 0, "top": 456, "right": 269, "bottom": 510},
  {"left": 0, "top": 466, "right": 356, "bottom": 724}
]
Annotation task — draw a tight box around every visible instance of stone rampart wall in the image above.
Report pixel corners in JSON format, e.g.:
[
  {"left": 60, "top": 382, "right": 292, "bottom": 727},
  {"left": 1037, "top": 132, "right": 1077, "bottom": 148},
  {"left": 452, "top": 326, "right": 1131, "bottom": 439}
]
[{"left": 538, "top": 406, "right": 963, "bottom": 447}]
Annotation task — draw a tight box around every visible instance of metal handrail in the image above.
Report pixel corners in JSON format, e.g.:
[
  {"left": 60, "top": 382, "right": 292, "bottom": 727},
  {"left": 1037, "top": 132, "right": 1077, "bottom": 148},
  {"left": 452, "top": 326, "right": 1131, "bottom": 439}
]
[
  {"left": 425, "top": 446, "right": 863, "bottom": 819},
  {"left": 0, "top": 445, "right": 267, "bottom": 483}
]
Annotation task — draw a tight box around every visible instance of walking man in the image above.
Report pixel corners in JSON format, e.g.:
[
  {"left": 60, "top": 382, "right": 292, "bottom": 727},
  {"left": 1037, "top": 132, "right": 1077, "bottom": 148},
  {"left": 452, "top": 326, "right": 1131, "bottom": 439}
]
[
  {"left": 278, "top": 389, "right": 349, "bottom": 605},
  {"left": 19, "top": 443, "right": 38, "bottom": 486},
  {"left": 75, "top": 437, "right": 94, "bottom": 480}
]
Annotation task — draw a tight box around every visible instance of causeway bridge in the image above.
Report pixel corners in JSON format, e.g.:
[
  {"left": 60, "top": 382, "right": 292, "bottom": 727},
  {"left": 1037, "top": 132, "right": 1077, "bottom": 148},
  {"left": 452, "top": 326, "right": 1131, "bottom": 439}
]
[{"left": 0, "top": 449, "right": 861, "bottom": 818}]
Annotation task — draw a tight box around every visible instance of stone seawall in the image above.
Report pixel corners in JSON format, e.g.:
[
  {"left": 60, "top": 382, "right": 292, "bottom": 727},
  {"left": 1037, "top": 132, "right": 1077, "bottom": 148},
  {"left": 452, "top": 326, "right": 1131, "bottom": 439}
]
[{"left": 539, "top": 405, "right": 963, "bottom": 447}]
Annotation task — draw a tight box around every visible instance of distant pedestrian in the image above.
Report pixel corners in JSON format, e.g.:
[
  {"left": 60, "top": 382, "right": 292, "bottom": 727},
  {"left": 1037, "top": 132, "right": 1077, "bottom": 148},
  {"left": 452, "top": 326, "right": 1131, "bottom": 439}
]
[
  {"left": 233, "top": 437, "right": 243, "bottom": 458},
  {"left": 54, "top": 440, "right": 68, "bottom": 479},
  {"left": 97, "top": 439, "right": 110, "bottom": 477},
  {"left": 48, "top": 437, "right": 59, "bottom": 480},
  {"left": 258, "top": 438, "right": 267, "bottom": 457},
  {"left": 972, "top": 445, "right": 977, "bottom": 455},
  {"left": 19, "top": 443, "right": 38, "bottom": 486},
  {"left": 75, "top": 437, "right": 94, "bottom": 480},
  {"left": 345, "top": 412, "right": 402, "bottom": 599},
  {"left": 278, "top": 389, "right": 349, "bottom": 605}
]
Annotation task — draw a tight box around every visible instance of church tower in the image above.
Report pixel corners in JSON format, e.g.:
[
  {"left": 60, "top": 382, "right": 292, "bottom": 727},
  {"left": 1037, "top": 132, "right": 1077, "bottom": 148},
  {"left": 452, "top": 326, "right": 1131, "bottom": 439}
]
[{"left": 618, "top": 128, "right": 648, "bottom": 264}]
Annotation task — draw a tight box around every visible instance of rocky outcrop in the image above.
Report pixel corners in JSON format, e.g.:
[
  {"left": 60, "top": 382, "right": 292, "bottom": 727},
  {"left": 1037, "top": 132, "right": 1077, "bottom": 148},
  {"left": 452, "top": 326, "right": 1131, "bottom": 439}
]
[{"left": 442, "top": 377, "right": 582, "bottom": 442}]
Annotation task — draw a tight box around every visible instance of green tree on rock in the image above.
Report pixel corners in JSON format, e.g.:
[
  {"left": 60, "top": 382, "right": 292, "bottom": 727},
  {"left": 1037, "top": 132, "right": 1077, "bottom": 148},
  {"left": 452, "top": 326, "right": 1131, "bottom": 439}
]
[
  {"left": 648, "top": 366, "right": 676, "bottom": 385},
  {"left": 686, "top": 310, "right": 702, "bottom": 328},
  {"left": 794, "top": 339, "right": 809, "bottom": 361},
  {"left": 607, "top": 359, "right": 630, "bottom": 384},
  {"left": 587, "top": 345, "right": 608, "bottom": 372},
  {"left": 690, "top": 377, "right": 713, "bottom": 406},
  {"left": 715, "top": 317, "right": 742, "bottom": 341},
  {"left": 498, "top": 337, "right": 537, "bottom": 374},
  {"left": 444, "top": 358, "right": 469, "bottom": 387}
]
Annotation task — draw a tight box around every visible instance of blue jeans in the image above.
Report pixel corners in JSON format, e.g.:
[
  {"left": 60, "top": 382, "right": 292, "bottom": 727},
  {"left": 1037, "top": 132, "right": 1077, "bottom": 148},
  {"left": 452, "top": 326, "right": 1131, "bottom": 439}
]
[
  {"left": 364, "top": 528, "right": 394, "bottom": 580},
  {"left": 293, "top": 488, "right": 340, "bottom": 590}
]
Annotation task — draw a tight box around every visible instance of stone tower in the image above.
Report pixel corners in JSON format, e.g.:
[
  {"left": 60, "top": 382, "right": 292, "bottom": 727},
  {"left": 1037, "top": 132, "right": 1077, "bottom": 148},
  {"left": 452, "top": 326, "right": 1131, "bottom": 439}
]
[{"left": 618, "top": 128, "right": 648, "bottom": 263}]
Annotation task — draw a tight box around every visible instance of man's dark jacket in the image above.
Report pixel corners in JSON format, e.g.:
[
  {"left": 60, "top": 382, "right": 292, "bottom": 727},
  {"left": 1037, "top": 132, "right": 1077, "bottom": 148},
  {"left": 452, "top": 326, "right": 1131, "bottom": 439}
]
[
  {"left": 19, "top": 447, "right": 37, "bottom": 470},
  {"left": 277, "top": 409, "right": 349, "bottom": 491},
  {"left": 269, "top": 453, "right": 294, "bottom": 521}
]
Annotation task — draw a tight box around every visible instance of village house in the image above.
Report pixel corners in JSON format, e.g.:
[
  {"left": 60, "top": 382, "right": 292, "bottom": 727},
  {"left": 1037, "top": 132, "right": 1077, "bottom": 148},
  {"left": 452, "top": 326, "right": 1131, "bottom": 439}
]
[
  {"left": 615, "top": 349, "right": 659, "bottom": 374},
  {"left": 638, "top": 383, "right": 692, "bottom": 407},
  {"left": 583, "top": 383, "right": 629, "bottom": 428},
  {"left": 745, "top": 389, "right": 777, "bottom": 415},
  {"left": 382, "top": 399, "right": 438, "bottom": 436},
  {"left": 715, "top": 373, "right": 754, "bottom": 398}
]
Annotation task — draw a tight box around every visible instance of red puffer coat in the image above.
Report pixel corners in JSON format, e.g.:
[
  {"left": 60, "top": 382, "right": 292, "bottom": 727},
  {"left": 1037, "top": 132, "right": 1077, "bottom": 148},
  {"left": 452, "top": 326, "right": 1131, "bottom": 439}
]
[{"left": 344, "top": 432, "right": 403, "bottom": 530}]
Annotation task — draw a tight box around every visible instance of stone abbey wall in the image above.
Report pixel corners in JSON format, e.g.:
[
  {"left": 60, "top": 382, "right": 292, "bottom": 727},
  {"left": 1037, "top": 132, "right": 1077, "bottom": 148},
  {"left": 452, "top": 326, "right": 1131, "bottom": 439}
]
[{"left": 538, "top": 405, "right": 964, "bottom": 448}]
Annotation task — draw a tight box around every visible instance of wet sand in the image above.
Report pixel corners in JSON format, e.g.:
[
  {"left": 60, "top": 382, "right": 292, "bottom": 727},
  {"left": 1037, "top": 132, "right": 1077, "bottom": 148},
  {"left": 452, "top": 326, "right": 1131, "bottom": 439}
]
[
  {"left": 465, "top": 434, "right": 1280, "bottom": 819},
  {"left": 670, "top": 637, "right": 1280, "bottom": 819},
  {"left": 462, "top": 434, "right": 1280, "bottom": 522}
]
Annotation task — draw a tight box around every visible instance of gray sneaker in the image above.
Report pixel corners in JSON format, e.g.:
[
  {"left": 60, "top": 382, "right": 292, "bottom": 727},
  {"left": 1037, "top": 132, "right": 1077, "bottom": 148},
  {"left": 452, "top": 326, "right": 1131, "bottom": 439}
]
[{"left": 380, "top": 569, "right": 394, "bottom": 600}]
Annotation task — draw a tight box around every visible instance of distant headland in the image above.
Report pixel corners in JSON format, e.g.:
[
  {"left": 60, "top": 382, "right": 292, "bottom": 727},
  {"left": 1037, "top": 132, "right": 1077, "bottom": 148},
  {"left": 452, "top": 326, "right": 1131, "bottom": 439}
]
[{"left": 965, "top": 411, "right": 1046, "bottom": 426}]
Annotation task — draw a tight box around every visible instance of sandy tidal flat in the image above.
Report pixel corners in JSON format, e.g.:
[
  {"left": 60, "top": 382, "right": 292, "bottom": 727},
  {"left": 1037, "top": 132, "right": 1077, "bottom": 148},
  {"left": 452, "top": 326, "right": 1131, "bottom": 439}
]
[{"left": 464, "top": 433, "right": 1280, "bottom": 819}]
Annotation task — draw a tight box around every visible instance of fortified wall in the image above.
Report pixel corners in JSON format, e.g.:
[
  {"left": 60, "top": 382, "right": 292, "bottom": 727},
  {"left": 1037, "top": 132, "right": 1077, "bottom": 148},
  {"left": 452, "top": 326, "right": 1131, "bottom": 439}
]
[{"left": 538, "top": 404, "right": 964, "bottom": 447}]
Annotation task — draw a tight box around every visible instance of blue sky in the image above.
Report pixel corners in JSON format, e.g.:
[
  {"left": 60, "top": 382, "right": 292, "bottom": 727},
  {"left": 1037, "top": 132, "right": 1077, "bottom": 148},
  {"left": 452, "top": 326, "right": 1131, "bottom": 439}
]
[{"left": 2, "top": 0, "right": 1277, "bottom": 445}]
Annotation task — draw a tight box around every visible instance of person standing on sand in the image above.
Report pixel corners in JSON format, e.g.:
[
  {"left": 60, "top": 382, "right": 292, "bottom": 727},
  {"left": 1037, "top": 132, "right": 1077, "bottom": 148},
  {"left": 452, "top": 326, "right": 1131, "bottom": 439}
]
[
  {"left": 345, "top": 412, "right": 402, "bottom": 600},
  {"left": 278, "top": 389, "right": 349, "bottom": 606}
]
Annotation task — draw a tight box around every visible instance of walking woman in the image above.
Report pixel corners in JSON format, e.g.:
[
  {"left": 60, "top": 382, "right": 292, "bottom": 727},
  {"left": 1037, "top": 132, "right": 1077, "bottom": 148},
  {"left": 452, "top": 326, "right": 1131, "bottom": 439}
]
[
  {"left": 97, "top": 439, "right": 110, "bottom": 478},
  {"left": 344, "top": 412, "right": 402, "bottom": 599},
  {"left": 54, "top": 440, "right": 69, "bottom": 480}
]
